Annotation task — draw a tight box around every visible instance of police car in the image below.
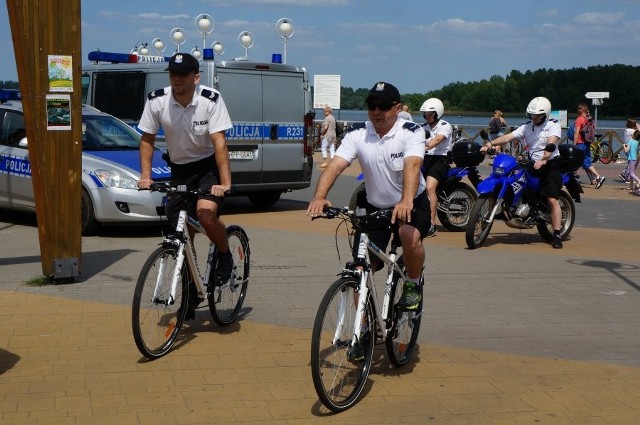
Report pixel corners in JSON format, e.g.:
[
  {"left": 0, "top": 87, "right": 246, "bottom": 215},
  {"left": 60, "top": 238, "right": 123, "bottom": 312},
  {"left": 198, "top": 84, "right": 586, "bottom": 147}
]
[{"left": 0, "top": 89, "right": 170, "bottom": 235}]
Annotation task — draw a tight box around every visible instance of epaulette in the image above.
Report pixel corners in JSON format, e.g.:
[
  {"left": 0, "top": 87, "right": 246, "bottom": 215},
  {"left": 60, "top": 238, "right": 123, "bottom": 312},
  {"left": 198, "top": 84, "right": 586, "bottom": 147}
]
[
  {"left": 439, "top": 120, "right": 449, "bottom": 126},
  {"left": 147, "top": 89, "right": 166, "bottom": 100},
  {"left": 200, "top": 88, "right": 219, "bottom": 102},
  {"left": 347, "top": 122, "right": 366, "bottom": 133},
  {"left": 402, "top": 122, "right": 421, "bottom": 132},
  {"left": 549, "top": 118, "right": 558, "bottom": 123}
]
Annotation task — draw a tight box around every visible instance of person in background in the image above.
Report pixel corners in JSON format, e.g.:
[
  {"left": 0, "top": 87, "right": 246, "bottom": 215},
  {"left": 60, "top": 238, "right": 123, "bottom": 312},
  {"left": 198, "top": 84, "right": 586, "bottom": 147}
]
[
  {"left": 620, "top": 118, "right": 639, "bottom": 183},
  {"left": 488, "top": 110, "right": 508, "bottom": 154},
  {"left": 574, "top": 102, "right": 605, "bottom": 189},
  {"left": 398, "top": 104, "right": 413, "bottom": 121},
  {"left": 623, "top": 129, "right": 640, "bottom": 194},
  {"left": 420, "top": 97, "right": 452, "bottom": 238},
  {"left": 318, "top": 105, "right": 337, "bottom": 168}
]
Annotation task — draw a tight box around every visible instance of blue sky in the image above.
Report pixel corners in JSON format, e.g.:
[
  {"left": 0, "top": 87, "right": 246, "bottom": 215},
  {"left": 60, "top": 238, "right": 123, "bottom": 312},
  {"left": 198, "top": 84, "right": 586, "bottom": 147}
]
[{"left": 2, "top": 0, "right": 640, "bottom": 94}]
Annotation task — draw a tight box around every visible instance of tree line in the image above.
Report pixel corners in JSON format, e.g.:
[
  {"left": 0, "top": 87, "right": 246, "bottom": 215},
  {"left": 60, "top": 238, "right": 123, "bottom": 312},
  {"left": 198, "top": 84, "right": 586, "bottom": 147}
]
[{"left": 333, "top": 64, "right": 640, "bottom": 118}]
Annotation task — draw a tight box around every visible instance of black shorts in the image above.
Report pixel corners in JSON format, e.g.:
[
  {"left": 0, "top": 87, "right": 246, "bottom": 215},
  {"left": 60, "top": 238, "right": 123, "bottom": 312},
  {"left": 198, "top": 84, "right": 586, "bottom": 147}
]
[
  {"left": 165, "top": 155, "right": 224, "bottom": 226},
  {"left": 422, "top": 155, "right": 450, "bottom": 182},
  {"left": 525, "top": 158, "right": 563, "bottom": 199},
  {"left": 351, "top": 189, "right": 430, "bottom": 269}
]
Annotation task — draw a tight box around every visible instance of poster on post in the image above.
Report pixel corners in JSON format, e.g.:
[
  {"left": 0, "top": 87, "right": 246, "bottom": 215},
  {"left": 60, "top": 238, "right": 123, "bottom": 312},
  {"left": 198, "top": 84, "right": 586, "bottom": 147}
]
[
  {"left": 48, "top": 55, "right": 73, "bottom": 92},
  {"left": 46, "top": 94, "right": 71, "bottom": 131}
]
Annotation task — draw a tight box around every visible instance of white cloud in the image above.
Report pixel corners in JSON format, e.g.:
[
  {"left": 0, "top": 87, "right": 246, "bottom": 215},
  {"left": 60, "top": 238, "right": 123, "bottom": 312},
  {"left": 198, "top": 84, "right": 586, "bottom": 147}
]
[{"left": 573, "top": 12, "right": 625, "bottom": 25}]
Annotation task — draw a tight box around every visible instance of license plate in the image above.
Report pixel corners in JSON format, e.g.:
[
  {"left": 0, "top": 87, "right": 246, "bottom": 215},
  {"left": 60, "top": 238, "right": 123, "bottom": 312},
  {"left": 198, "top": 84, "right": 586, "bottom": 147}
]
[{"left": 229, "top": 150, "right": 254, "bottom": 160}]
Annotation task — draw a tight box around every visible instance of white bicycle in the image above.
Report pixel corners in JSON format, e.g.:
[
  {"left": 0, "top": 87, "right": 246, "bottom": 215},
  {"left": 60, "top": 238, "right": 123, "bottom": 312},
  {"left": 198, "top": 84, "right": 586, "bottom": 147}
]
[{"left": 131, "top": 183, "right": 250, "bottom": 359}]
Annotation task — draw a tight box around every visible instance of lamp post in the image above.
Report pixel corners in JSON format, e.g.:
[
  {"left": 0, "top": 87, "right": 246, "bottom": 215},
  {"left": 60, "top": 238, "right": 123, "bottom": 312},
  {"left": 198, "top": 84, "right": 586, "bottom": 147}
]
[
  {"left": 170, "top": 27, "right": 186, "bottom": 53},
  {"left": 275, "top": 18, "right": 294, "bottom": 64},
  {"left": 195, "top": 14, "right": 214, "bottom": 48},
  {"left": 152, "top": 38, "right": 166, "bottom": 54},
  {"left": 212, "top": 40, "right": 224, "bottom": 56},
  {"left": 238, "top": 31, "right": 254, "bottom": 59},
  {"left": 138, "top": 42, "right": 149, "bottom": 56},
  {"left": 191, "top": 46, "right": 202, "bottom": 60}
]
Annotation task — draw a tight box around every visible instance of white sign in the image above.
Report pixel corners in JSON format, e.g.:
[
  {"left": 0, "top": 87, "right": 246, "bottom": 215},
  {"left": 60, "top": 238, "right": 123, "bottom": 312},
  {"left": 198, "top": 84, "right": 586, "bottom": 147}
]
[
  {"left": 313, "top": 75, "right": 341, "bottom": 110},
  {"left": 585, "top": 92, "right": 609, "bottom": 99}
]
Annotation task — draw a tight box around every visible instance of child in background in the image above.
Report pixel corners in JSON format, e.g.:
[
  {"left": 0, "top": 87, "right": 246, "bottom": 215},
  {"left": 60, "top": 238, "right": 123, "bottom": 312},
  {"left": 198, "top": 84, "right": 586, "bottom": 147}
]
[
  {"left": 620, "top": 118, "right": 639, "bottom": 183},
  {"left": 623, "top": 130, "right": 640, "bottom": 194}
]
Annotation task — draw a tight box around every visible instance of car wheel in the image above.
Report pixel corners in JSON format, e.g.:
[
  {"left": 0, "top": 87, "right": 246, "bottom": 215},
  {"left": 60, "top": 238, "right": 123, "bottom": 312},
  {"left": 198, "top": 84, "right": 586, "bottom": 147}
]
[
  {"left": 247, "top": 191, "right": 281, "bottom": 207},
  {"left": 81, "top": 189, "right": 99, "bottom": 236}
]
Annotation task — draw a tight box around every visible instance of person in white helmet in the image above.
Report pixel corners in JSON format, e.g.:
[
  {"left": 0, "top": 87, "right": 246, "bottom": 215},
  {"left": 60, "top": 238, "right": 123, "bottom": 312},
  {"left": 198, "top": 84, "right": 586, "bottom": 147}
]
[
  {"left": 420, "top": 97, "right": 453, "bottom": 237},
  {"left": 480, "top": 96, "right": 565, "bottom": 249}
]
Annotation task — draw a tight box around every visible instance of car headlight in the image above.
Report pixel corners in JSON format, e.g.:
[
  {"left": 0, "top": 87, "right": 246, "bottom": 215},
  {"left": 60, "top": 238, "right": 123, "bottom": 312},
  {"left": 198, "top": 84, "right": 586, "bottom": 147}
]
[{"left": 93, "top": 169, "right": 138, "bottom": 189}]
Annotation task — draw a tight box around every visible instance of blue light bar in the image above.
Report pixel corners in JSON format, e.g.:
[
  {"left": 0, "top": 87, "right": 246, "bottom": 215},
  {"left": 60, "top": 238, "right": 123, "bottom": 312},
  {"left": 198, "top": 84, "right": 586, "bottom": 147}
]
[
  {"left": 0, "top": 89, "right": 21, "bottom": 101},
  {"left": 88, "top": 51, "right": 172, "bottom": 64}
]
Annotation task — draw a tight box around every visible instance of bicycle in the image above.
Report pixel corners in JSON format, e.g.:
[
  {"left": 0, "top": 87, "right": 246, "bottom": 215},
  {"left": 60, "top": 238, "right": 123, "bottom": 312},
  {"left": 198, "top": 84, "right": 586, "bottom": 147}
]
[
  {"left": 131, "top": 182, "right": 250, "bottom": 359},
  {"left": 310, "top": 206, "right": 423, "bottom": 412},
  {"left": 590, "top": 133, "right": 613, "bottom": 164}
]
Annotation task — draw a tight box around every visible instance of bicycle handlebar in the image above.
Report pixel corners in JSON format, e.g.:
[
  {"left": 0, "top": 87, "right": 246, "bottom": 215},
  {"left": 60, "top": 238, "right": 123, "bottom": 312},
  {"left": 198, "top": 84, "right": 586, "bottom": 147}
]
[{"left": 140, "top": 182, "right": 232, "bottom": 196}]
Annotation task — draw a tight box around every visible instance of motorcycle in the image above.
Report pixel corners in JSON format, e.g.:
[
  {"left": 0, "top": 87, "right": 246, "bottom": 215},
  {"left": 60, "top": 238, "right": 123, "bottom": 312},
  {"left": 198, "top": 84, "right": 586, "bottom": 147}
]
[
  {"left": 465, "top": 144, "right": 584, "bottom": 249},
  {"left": 348, "top": 140, "right": 484, "bottom": 232}
]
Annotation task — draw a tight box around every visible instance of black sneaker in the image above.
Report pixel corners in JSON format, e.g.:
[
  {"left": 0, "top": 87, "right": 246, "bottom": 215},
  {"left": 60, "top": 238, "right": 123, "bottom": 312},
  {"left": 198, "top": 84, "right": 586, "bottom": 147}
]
[
  {"left": 346, "top": 332, "right": 370, "bottom": 363},
  {"left": 552, "top": 237, "right": 563, "bottom": 249},
  {"left": 595, "top": 176, "right": 606, "bottom": 189},
  {"left": 215, "top": 251, "right": 234, "bottom": 283},
  {"left": 426, "top": 224, "right": 437, "bottom": 238}
]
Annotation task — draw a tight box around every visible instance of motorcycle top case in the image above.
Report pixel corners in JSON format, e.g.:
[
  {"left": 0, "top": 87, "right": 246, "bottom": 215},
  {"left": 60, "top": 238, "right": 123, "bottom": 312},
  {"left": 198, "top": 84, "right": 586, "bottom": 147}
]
[
  {"left": 558, "top": 144, "right": 586, "bottom": 172},
  {"left": 451, "top": 141, "right": 484, "bottom": 167}
]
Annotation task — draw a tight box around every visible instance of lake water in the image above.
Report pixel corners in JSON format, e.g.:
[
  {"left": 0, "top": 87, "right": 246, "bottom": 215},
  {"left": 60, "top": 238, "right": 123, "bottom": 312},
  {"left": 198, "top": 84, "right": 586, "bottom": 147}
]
[{"left": 325, "top": 109, "right": 627, "bottom": 130}]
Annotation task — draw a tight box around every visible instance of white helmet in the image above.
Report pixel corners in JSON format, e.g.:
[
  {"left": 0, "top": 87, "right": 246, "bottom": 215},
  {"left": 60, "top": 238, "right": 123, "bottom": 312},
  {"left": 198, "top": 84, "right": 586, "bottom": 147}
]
[
  {"left": 526, "top": 96, "right": 551, "bottom": 118},
  {"left": 420, "top": 97, "right": 444, "bottom": 120}
]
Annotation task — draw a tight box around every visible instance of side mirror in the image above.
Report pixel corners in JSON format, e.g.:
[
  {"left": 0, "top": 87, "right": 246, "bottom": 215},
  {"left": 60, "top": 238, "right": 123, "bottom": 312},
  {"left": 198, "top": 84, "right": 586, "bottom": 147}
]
[{"left": 18, "top": 137, "right": 28, "bottom": 148}]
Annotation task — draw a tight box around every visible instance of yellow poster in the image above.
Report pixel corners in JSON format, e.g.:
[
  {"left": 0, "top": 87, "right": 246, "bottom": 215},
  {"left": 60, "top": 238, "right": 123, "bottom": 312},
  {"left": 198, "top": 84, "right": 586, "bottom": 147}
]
[{"left": 48, "top": 55, "right": 73, "bottom": 92}]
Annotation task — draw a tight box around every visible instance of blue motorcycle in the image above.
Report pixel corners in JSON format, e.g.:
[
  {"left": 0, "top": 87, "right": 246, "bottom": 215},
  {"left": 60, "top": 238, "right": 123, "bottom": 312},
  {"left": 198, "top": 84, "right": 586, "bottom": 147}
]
[{"left": 465, "top": 144, "right": 584, "bottom": 249}]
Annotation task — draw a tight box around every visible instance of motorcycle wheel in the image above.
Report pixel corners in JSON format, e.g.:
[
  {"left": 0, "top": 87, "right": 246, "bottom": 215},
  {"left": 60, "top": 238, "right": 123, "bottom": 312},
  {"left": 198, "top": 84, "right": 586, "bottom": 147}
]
[
  {"left": 348, "top": 182, "right": 365, "bottom": 212},
  {"left": 536, "top": 191, "right": 575, "bottom": 242},
  {"left": 465, "top": 194, "right": 496, "bottom": 249},
  {"left": 438, "top": 182, "right": 477, "bottom": 232}
]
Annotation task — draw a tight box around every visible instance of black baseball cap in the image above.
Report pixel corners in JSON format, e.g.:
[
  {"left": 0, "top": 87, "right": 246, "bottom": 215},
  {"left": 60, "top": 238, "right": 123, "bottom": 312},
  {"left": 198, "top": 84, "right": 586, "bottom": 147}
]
[
  {"left": 365, "top": 81, "right": 401, "bottom": 104},
  {"left": 165, "top": 53, "right": 199, "bottom": 74}
]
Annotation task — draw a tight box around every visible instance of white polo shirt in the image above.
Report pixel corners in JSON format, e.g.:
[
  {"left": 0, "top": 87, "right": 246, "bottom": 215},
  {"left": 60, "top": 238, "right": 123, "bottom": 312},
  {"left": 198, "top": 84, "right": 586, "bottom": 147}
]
[
  {"left": 511, "top": 118, "right": 561, "bottom": 161},
  {"left": 336, "top": 119, "right": 426, "bottom": 208},
  {"left": 424, "top": 119, "right": 453, "bottom": 156},
  {"left": 138, "top": 85, "right": 232, "bottom": 165}
]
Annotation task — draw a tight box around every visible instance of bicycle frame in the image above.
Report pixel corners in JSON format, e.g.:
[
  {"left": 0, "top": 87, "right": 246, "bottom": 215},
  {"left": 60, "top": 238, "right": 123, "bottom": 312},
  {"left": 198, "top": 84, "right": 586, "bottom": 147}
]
[
  {"left": 334, "top": 231, "right": 408, "bottom": 349},
  {"left": 156, "top": 209, "right": 214, "bottom": 307}
]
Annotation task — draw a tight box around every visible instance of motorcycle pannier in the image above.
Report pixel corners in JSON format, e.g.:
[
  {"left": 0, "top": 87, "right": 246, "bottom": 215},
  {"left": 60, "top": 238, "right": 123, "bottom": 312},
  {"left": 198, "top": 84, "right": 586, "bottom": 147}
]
[
  {"left": 451, "top": 141, "right": 484, "bottom": 167},
  {"left": 558, "top": 144, "right": 585, "bottom": 172}
]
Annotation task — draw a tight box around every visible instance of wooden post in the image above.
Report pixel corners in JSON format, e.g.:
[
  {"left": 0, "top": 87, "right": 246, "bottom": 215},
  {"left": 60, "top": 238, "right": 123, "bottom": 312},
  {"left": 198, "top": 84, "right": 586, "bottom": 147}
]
[{"left": 7, "top": 0, "right": 82, "bottom": 279}]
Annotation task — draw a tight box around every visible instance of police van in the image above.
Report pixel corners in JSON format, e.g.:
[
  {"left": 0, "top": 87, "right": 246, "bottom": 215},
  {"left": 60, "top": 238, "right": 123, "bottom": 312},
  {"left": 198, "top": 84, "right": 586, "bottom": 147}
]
[{"left": 82, "top": 51, "right": 315, "bottom": 207}]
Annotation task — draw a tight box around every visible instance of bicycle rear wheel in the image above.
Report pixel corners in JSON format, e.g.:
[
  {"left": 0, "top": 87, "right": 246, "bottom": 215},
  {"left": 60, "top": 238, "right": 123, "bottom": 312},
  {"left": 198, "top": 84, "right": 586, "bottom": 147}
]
[
  {"left": 597, "top": 142, "right": 613, "bottom": 164},
  {"left": 132, "top": 245, "right": 188, "bottom": 359},
  {"left": 386, "top": 271, "right": 423, "bottom": 366},
  {"left": 310, "top": 277, "right": 375, "bottom": 412},
  {"left": 208, "top": 225, "right": 250, "bottom": 326}
]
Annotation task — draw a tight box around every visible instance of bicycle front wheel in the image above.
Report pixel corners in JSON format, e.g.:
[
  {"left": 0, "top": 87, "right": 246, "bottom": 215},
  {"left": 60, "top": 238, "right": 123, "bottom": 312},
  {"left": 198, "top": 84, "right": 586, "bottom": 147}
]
[
  {"left": 386, "top": 271, "right": 422, "bottom": 366},
  {"left": 209, "top": 225, "right": 250, "bottom": 326},
  {"left": 310, "top": 277, "right": 375, "bottom": 413},
  {"left": 132, "top": 245, "right": 188, "bottom": 359}
]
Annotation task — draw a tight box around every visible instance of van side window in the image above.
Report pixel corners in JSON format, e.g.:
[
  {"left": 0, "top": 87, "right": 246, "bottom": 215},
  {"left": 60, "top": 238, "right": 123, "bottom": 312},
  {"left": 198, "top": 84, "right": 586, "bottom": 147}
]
[
  {"left": 93, "top": 72, "right": 146, "bottom": 122},
  {"left": 0, "top": 111, "right": 26, "bottom": 147}
]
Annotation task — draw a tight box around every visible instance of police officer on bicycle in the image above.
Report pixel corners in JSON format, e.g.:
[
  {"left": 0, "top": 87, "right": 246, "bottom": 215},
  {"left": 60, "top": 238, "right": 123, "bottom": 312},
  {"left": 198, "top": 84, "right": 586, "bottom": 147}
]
[
  {"left": 307, "top": 81, "right": 429, "bottom": 310},
  {"left": 137, "top": 53, "right": 235, "bottom": 317}
]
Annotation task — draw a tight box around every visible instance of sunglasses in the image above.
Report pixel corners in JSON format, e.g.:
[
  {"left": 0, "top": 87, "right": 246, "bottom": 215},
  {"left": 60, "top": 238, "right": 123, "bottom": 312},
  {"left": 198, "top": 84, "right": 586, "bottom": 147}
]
[{"left": 367, "top": 101, "right": 395, "bottom": 111}]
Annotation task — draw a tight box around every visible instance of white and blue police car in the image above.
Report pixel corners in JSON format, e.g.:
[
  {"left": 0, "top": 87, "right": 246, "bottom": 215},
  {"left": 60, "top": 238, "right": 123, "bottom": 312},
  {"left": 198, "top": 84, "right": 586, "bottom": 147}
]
[{"left": 0, "top": 89, "right": 171, "bottom": 234}]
